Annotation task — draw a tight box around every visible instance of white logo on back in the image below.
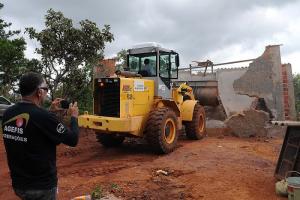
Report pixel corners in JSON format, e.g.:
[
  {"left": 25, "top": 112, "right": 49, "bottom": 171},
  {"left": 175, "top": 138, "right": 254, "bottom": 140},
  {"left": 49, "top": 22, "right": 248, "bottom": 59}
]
[{"left": 56, "top": 123, "right": 66, "bottom": 134}]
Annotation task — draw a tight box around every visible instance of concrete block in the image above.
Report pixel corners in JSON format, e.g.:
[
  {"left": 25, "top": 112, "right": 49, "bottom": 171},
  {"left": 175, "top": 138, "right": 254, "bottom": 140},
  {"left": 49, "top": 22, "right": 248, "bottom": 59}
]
[{"left": 224, "top": 109, "right": 270, "bottom": 138}]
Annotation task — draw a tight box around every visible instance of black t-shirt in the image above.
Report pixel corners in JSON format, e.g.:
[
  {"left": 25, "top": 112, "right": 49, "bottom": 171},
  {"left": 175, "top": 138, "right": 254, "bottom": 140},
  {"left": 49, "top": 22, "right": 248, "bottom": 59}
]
[{"left": 2, "top": 102, "right": 79, "bottom": 190}]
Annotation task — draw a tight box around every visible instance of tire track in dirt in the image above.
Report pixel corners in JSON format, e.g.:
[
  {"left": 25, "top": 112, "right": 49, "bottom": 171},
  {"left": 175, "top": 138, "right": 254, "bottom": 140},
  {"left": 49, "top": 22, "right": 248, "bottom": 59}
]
[
  {"left": 57, "top": 145, "right": 99, "bottom": 158},
  {"left": 58, "top": 164, "right": 131, "bottom": 178}
]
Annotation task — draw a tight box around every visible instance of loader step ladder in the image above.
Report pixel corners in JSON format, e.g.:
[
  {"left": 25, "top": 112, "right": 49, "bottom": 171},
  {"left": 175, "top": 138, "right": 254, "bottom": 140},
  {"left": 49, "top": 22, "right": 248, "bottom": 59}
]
[{"left": 274, "top": 121, "right": 300, "bottom": 179}]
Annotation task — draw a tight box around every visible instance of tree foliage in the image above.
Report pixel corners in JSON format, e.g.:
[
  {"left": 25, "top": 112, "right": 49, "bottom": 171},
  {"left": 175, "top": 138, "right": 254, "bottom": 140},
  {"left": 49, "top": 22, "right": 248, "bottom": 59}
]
[
  {"left": 115, "top": 49, "right": 127, "bottom": 70},
  {"left": 0, "top": 3, "right": 20, "bottom": 39},
  {"left": 0, "top": 3, "right": 40, "bottom": 96},
  {"left": 26, "top": 9, "right": 114, "bottom": 108},
  {"left": 294, "top": 74, "right": 300, "bottom": 117}
]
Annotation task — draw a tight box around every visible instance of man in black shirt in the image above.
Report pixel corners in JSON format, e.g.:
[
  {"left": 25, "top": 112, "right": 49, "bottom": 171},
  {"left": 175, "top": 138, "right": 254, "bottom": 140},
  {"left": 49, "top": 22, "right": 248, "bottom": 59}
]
[{"left": 2, "top": 72, "right": 80, "bottom": 200}]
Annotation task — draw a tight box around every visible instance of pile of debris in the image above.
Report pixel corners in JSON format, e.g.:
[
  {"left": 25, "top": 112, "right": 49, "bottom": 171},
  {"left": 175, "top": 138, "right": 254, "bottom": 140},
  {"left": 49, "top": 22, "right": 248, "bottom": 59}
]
[{"left": 224, "top": 109, "right": 270, "bottom": 138}]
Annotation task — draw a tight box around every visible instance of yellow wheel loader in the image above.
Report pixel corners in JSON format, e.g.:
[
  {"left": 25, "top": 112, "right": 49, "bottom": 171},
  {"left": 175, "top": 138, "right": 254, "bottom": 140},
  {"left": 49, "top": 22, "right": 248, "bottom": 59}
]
[{"left": 78, "top": 43, "right": 206, "bottom": 153}]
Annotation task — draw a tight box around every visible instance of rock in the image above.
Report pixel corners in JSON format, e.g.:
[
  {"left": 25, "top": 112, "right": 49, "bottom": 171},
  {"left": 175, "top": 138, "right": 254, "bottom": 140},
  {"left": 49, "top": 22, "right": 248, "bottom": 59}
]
[
  {"left": 225, "top": 109, "right": 269, "bottom": 138},
  {"left": 156, "top": 169, "right": 168, "bottom": 176}
]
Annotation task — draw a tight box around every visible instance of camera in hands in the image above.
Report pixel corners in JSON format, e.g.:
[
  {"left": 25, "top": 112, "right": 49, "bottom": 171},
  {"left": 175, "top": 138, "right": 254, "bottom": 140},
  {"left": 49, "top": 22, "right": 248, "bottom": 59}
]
[{"left": 60, "top": 99, "right": 71, "bottom": 109}]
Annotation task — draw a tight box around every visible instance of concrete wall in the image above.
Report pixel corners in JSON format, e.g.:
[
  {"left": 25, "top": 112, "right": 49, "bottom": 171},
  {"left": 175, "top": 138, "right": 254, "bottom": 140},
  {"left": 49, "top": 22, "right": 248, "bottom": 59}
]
[
  {"left": 233, "top": 45, "right": 285, "bottom": 120},
  {"left": 173, "top": 45, "right": 296, "bottom": 120},
  {"left": 178, "top": 71, "right": 217, "bottom": 82},
  {"left": 217, "top": 68, "right": 255, "bottom": 116}
]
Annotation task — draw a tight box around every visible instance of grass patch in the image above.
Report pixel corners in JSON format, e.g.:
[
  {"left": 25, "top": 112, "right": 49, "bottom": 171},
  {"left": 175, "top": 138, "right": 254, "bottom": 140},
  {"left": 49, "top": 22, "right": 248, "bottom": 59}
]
[{"left": 91, "top": 185, "right": 103, "bottom": 200}]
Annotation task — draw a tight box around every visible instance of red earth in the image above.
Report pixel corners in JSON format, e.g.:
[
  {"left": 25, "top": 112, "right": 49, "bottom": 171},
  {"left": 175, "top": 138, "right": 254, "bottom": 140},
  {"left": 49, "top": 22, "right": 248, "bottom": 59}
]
[{"left": 0, "top": 129, "right": 286, "bottom": 200}]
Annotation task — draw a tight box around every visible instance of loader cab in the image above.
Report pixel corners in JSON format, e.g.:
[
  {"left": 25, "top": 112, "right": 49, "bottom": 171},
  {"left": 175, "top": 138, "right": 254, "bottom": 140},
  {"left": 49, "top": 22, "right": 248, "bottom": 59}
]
[{"left": 126, "top": 43, "right": 179, "bottom": 93}]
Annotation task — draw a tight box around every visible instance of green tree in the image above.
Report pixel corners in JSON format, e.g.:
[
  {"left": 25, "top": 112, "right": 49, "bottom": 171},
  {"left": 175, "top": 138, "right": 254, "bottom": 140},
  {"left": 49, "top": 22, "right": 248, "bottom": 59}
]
[
  {"left": 115, "top": 49, "right": 127, "bottom": 70},
  {"left": 26, "top": 9, "right": 114, "bottom": 110},
  {"left": 294, "top": 74, "right": 300, "bottom": 118},
  {"left": 0, "top": 3, "right": 20, "bottom": 39},
  {"left": 0, "top": 3, "right": 40, "bottom": 96}
]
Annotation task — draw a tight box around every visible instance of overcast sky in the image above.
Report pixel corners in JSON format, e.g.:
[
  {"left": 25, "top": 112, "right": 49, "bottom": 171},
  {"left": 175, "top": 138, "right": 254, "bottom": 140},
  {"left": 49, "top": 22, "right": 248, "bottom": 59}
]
[{"left": 1, "top": 0, "right": 300, "bottom": 73}]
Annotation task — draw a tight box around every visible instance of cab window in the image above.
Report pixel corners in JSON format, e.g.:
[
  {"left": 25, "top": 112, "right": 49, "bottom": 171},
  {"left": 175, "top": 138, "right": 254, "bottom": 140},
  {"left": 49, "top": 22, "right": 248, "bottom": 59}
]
[
  {"left": 159, "top": 53, "right": 178, "bottom": 79},
  {"left": 128, "top": 54, "right": 157, "bottom": 77},
  {"left": 159, "top": 54, "right": 169, "bottom": 78}
]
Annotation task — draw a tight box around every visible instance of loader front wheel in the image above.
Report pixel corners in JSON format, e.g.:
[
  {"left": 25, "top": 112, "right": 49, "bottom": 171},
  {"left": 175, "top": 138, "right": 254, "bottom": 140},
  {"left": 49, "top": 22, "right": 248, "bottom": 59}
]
[
  {"left": 145, "top": 107, "right": 178, "bottom": 154},
  {"left": 96, "top": 134, "right": 125, "bottom": 147},
  {"left": 185, "top": 104, "right": 206, "bottom": 140}
]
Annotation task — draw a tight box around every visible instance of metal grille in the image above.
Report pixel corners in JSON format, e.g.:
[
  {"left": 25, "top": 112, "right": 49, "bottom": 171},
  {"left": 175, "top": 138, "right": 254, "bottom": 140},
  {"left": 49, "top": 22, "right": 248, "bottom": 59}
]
[{"left": 94, "top": 78, "right": 120, "bottom": 117}]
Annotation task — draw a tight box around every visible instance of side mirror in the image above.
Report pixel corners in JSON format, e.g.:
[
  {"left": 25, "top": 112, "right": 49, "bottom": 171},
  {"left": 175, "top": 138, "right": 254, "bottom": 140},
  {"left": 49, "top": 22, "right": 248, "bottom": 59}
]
[{"left": 175, "top": 54, "right": 180, "bottom": 67}]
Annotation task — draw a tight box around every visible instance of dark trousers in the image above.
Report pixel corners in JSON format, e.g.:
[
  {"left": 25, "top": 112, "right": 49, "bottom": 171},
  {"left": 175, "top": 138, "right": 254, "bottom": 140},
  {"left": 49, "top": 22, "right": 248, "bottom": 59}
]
[{"left": 14, "top": 187, "right": 57, "bottom": 200}]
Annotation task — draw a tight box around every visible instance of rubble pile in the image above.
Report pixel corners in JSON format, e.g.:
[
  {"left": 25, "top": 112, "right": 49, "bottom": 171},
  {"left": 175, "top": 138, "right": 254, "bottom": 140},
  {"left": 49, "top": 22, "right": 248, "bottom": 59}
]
[{"left": 225, "top": 109, "right": 270, "bottom": 138}]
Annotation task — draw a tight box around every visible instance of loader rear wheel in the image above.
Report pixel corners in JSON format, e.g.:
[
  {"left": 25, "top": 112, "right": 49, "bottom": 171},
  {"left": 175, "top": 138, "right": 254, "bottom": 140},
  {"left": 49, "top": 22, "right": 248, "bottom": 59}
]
[
  {"left": 185, "top": 104, "right": 206, "bottom": 140},
  {"left": 95, "top": 134, "right": 125, "bottom": 147},
  {"left": 145, "top": 107, "right": 178, "bottom": 154}
]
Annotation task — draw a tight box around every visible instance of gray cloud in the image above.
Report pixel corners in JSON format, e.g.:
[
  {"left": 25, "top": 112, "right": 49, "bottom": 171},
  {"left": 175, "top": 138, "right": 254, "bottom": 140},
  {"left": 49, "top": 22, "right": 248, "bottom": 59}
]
[{"left": 2, "top": 0, "right": 300, "bottom": 73}]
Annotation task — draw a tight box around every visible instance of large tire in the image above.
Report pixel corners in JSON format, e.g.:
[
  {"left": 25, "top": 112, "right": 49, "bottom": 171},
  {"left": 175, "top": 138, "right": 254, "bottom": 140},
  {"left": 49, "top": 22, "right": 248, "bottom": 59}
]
[
  {"left": 144, "top": 107, "right": 178, "bottom": 154},
  {"left": 185, "top": 104, "right": 206, "bottom": 140},
  {"left": 95, "top": 133, "right": 125, "bottom": 147}
]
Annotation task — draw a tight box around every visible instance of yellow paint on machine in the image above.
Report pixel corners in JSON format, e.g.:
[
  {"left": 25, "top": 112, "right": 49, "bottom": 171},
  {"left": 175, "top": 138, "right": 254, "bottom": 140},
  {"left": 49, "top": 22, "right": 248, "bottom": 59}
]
[
  {"left": 181, "top": 100, "right": 197, "bottom": 121},
  {"left": 78, "top": 115, "right": 144, "bottom": 136},
  {"left": 119, "top": 77, "right": 154, "bottom": 117},
  {"left": 78, "top": 75, "right": 199, "bottom": 138},
  {"left": 79, "top": 77, "right": 155, "bottom": 137}
]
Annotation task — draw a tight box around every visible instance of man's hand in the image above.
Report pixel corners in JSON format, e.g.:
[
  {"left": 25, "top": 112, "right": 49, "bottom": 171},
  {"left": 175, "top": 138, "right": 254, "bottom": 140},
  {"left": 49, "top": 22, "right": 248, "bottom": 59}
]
[
  {"left": 49, "top": 98, "right": 64, "bottom": 112},
  {"left": 68, "top": 102, "right": 79, "bottom": 118}
]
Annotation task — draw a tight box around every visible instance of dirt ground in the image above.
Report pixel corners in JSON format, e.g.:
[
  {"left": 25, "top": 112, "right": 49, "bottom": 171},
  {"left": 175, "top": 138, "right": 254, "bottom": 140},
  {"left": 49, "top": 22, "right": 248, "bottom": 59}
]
[{"left": 0, "top": 129, "right": 286, "bottom": 200}]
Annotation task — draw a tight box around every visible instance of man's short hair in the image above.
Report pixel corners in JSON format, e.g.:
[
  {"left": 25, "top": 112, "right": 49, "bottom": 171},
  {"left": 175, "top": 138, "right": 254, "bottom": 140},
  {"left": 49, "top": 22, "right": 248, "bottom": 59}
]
[
  {"left": 19, "top": 72, "right": 44, "bottom": 96},
  {"left": 144, "top": 59, "right": 150, "bottom": 65}
]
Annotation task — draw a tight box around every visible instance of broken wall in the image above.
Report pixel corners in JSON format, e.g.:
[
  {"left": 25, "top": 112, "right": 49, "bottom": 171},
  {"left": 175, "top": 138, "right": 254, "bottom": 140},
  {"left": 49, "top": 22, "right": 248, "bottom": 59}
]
[
  {"left": 216, "top": 68, "right": 255, "bottom": 116},
  {"left": 232, "top": 45, "right": 293, "bottom": 120},
  {"left": 175, "top": 45, "right": 296, "bottom": 121}
]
